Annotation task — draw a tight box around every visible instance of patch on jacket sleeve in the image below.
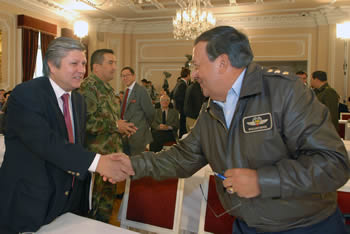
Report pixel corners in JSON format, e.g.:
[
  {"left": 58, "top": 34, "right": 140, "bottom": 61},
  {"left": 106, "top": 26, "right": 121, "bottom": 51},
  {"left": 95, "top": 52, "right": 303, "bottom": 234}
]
[{"left": 243, "top": 113, "right": 273, "bottom": 133}]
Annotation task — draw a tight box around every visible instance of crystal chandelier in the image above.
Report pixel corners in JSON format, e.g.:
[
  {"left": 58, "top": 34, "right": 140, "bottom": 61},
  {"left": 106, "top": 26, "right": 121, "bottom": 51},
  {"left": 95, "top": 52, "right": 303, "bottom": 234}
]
[{"left": 173, "top": 0, "right": 216, "bottom": 40}]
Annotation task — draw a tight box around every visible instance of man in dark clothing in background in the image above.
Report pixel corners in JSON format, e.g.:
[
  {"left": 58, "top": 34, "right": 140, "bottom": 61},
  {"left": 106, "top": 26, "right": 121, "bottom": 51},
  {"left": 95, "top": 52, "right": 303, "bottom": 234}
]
[
  {"left": 311, "top": 70, "right": 339, "bottom": 130},
  {"left": 184, "top": 79, "right": 205, "bottom": 131}
]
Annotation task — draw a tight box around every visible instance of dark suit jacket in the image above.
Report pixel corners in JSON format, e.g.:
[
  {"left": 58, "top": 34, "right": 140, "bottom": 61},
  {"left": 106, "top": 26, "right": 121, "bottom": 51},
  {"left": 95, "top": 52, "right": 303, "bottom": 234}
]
[
  {"left": 0, "top": 77, "right": 95, "bottom": 233},
  {"left": 122, "top": 82, "right": 155, "bottom": 155},
  {"left": 184, "top": 81, "right": 205, "bottom": 119},
  {"left": 173, "top": 79, "right": 187, "bottom": 113}
]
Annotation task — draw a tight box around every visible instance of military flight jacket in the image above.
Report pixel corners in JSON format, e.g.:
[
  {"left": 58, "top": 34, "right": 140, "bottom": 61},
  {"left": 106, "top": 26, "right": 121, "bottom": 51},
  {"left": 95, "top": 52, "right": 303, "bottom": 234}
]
[
  {"left": 79, "top": 74, "right": 122, "bottom": 155},
  {"left": 130, "top": 63, "right": 350, "bottom": 232}
]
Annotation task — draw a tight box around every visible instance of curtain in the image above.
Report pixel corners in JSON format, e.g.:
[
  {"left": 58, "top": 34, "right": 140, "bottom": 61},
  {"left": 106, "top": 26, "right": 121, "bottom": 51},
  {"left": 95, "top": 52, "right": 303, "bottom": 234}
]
[
  {"left": 41, "top": 32, "right": 55, "bottom": 60},
  {"left": 22, "top": 28, "right": 39, "bottom": 82}
]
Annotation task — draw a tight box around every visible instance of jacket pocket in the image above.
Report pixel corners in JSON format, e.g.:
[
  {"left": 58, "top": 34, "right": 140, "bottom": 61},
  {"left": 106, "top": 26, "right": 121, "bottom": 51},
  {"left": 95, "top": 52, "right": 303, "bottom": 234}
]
[{"left": 10, "top": 179, "right": 50, "bottom": 232}]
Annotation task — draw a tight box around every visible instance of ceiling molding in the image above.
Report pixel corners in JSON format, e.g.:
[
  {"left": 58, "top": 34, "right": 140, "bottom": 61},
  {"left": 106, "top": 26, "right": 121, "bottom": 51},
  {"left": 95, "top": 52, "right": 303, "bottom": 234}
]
[
  {"left": 0, "top": 0, "right": 78, "bottom": 21},
  {"left": 2, "top": 0, "right": 350, "bottom": 34}
]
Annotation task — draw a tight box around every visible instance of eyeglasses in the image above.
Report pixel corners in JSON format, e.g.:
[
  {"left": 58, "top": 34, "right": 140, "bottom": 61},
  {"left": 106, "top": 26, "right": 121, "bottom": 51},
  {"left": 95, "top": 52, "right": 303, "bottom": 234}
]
[
  {"left": 199, "top": 184, "right": 241, "bottom": 218},
  {"left": 121, "top": 73, "right": 132, "bottom": 79}
]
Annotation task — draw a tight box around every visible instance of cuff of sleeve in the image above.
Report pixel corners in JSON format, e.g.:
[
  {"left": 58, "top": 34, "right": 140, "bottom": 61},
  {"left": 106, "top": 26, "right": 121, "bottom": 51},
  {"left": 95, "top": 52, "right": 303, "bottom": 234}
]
[
  {"left": 88, "top": 154, "right": 101, "bottom": 172},
  {"left": 257, "top": 166, "right": 281, "bottom": 198}
]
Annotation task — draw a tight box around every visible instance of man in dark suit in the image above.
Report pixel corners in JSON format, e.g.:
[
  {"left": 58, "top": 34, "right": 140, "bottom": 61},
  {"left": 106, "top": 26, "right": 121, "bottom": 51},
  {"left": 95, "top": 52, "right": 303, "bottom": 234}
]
[
  {"left": 184, "top": 79, "right": 205, "bottom": 131},
  {"left": 0, "top": 37, "right": 134, "bottom": 234},
  {"left": 150, "top": 94, "right": 179, "bottom": 152},
  {"left": 120, "top": 66, "right": 155, "bottom": 155},
  {"left": 173, "top": 67, "right": 191, "bottom": 138}
]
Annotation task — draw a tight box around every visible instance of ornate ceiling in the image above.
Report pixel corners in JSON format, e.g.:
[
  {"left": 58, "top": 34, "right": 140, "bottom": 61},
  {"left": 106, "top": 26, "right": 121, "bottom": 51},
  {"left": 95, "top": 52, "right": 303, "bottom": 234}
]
[{"left": 2, "top": 0, "right": 350, "bottom": 32}]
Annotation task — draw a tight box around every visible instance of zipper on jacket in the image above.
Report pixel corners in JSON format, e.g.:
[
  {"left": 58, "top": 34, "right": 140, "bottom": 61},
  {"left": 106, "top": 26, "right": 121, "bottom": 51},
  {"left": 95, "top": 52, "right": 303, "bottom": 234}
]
[{"left": 208, "top": 109, "right": 228, "bottom": 132}]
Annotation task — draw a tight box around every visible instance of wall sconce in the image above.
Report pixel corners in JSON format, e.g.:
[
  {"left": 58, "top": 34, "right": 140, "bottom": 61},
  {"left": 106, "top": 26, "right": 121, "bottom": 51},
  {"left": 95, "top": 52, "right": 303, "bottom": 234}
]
[
  {"left": 337, "top": 22, "right": 350, "bottom": 102},
  {"left": 74, "top": 20, "right": 89, "bottom": 39}
]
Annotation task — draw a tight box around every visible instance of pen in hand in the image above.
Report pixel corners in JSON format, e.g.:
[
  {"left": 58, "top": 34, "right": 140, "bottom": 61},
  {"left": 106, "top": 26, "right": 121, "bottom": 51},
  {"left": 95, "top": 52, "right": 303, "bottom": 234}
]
[{"left": 214, "top": 172, "right": 235, "bottom": 194}]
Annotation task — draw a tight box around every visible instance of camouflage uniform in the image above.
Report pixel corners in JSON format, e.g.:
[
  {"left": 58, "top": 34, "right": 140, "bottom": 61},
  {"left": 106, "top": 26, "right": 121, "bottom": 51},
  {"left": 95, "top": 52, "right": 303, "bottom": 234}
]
[{"left": 79, "top": 74, "right": 123, "bottom": 223}]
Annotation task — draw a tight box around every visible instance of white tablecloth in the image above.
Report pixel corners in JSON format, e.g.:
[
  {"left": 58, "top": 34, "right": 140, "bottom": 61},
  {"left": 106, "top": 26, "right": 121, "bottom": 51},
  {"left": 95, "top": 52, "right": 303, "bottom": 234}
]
[{"left": 37, "top": 212, "right": 137, "bottom": 234}]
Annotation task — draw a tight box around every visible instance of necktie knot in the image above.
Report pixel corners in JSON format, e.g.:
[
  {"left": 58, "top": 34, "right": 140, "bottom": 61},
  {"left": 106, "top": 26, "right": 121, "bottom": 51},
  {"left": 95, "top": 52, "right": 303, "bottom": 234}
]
[{"left": 61, "top": 93, "right": 70, "bottom": 104}]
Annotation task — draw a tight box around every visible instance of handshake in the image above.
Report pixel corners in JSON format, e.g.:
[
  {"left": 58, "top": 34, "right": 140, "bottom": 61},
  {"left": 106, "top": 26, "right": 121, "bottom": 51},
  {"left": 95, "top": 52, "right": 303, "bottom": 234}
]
[{"left": 96, "top": 153, "right": 134, "bottom": 183}]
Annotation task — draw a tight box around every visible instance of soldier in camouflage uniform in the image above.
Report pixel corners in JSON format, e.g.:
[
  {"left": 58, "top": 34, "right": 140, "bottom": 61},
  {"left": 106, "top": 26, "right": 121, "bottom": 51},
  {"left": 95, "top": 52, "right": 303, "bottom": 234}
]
[{"left": 79, "top": 49, "right": 137, "bottom": 224}]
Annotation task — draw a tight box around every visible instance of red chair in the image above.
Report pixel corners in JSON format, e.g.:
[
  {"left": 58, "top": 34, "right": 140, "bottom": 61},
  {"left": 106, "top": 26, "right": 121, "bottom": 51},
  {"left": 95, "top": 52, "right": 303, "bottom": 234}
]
[
  {"left": 120, "top": 177, "right": 184, "bottom": 233},
  {"left": 338, "top": 190, "right": 350, "bottom": 225},
  {"left": 198, "top": 172, "right": 236, "bottom": 234},
  {"left": 339, "top": 113, "right": 350, "bottom": 138},
  {"left": 341, "top": 113, "right": 350, "bottom": 120}
]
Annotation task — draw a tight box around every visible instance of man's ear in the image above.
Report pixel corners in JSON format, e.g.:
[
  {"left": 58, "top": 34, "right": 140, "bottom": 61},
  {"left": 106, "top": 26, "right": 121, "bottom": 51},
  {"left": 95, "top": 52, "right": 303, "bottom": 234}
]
[
  {"left": 216, "top": 54, "right": 229, "bottom": 73},
  {"left": 92, "top": 63, "right": 99, "bottom": 73},
  {"left": 47, "top": 61, "right": 56, "bottom": 75}
]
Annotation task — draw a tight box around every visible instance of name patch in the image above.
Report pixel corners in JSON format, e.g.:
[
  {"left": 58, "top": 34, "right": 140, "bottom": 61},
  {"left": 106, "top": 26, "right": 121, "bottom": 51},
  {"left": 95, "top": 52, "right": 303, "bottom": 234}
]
[{"left": 243, "top": 113, "right": 273, "bottom": 133}]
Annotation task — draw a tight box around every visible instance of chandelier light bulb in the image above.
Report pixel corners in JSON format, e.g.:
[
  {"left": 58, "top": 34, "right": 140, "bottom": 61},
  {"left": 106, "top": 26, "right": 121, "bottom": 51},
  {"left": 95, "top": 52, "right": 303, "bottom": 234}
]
[
  {"left": 173, "top": 0, "right": 216, "bottom": 40},
  {"left": 176, "top": 10, "right": 181, "bottom": 20}
]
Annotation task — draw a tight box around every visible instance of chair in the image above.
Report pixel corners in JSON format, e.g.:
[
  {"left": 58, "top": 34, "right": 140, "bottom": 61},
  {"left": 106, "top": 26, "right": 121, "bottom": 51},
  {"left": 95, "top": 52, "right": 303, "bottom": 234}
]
[
  {"left": 120, "top": 177, "right": 184, "bottom": 234},
  {"left": 198, "top": 171, "right": 236, "bottom": 234},
  {"left": 341, "top": 113, "right": 350, "bottom": 120},
  {"left": 339, "top": 113, "right": 350, "bottom": 138},
  {"left": 337, "top": 180, "right": 350, "bottom": 234}
]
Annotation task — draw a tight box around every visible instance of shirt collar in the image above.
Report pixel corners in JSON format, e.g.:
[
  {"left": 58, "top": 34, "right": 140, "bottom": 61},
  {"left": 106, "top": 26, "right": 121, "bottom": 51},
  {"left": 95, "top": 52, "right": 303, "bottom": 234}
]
[
  {"left": 49, "top": 77, "right": 72, "bottom": 100},
  {"left": 127, "top": 81, "right": 136, "bottom": 91}
]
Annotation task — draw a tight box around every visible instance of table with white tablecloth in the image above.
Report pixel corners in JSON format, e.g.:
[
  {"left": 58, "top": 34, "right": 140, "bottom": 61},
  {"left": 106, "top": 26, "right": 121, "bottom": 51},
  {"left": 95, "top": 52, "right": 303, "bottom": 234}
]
[{"left": 37, "top": 212, "right": 137, "bottom": 234}]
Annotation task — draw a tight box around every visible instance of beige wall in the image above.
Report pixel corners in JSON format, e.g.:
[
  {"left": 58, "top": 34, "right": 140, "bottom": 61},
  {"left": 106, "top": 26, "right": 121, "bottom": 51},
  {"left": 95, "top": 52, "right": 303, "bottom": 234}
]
[{"left": 88, "top": 30, "right": 193, "bottom": 94}]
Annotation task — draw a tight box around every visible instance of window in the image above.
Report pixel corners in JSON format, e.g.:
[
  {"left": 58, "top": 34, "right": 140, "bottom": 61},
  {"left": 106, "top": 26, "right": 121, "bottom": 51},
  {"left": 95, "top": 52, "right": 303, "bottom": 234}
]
[{"left": 33, "top": 32, "right": 43, "bottom": 79}]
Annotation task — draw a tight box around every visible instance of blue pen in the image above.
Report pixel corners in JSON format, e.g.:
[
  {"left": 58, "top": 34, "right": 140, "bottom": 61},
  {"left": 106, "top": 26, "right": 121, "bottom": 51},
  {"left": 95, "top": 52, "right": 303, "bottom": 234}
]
[
  {"left": 214, "top": 172, "right": 227, "bottom": 180},
  {"left": 214, "top": 172, "right": 235, "bottom": 194}
]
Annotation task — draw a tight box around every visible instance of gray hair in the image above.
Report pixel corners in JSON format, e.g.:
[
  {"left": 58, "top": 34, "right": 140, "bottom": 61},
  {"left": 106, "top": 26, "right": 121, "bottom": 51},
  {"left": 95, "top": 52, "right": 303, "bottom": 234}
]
[
  {"left": 194, "top": 26, "right": 253, "bottom": 68},
  {"left": 43, "top": 37, "right": 85, "bottom": 77}
]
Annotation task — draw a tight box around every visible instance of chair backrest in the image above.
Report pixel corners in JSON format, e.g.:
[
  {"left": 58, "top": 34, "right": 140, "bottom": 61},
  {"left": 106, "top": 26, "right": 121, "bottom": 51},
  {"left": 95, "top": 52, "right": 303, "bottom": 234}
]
[
  {"left": 121, "top": 177, "right": 184, "bottom": 234},
  {"left": 341, "top": 113, "right": 350, "bottom": 120},
  {"left": 198, "top": 171, "right": 235, "bottom": 234},
  {"left": 338, "top": 189, "right": 350, "bottom": 224}
]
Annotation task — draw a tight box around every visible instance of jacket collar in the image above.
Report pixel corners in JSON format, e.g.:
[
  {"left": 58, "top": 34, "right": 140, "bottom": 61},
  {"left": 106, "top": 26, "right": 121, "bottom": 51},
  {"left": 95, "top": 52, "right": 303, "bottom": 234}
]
[
  {"left": 239, "top": 63, "right": 263, "bottom": 98},
  {"left": 315, "top": 82, "right": 329, "bottom": 93}
]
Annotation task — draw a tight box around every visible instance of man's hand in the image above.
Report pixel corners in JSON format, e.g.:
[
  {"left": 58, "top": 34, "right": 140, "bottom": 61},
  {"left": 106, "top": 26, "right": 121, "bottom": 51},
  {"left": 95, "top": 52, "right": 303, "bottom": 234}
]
[
  {"left": 117, "top": 120, "right": 137, "bottom": 137},
  {"left": 96, "top": 153, "right": 135, "bottom": 183},
  {"left": 159, "top": 124, "right": 169, "bottom": 130},
  {"left": 222, "top": 168, "right": 261, "bottom": 198}
]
